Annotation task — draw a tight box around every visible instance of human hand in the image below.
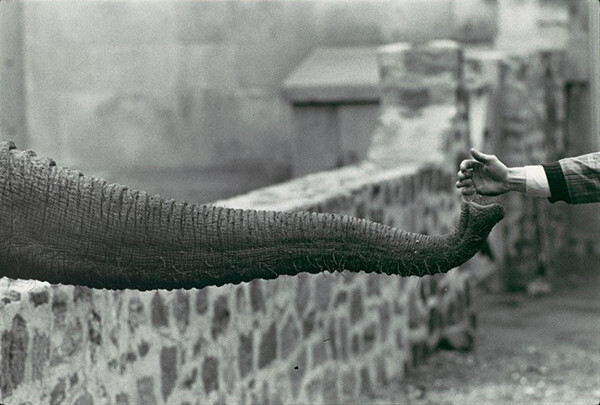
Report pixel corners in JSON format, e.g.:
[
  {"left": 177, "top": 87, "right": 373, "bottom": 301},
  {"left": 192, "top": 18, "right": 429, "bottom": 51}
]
[{"left": 456, "top": 149, "right": 518, "bottom": 196}]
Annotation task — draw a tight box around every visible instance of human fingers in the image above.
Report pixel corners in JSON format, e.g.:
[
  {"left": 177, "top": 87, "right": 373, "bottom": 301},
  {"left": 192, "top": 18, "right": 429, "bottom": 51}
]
[
  {"left": 459, "top": 159, "right": 481, "bottom": 172},
  {"left": 470, "top": 148, "right": 495, "bottom": 164},
  {"left": 457, "top": 170, "right": 472, "bottom": 181},
  {"left": 460, "top": 185, "right": 477, "bottom": 195},
  {"left": 455, "top": 178, "right": 472, "bottom": 189}
]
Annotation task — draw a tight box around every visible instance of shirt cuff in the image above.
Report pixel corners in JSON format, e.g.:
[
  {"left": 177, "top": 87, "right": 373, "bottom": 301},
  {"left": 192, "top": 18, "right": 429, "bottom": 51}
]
[{"left": 524, "top": 165, "right": 551, "bottom": 197}]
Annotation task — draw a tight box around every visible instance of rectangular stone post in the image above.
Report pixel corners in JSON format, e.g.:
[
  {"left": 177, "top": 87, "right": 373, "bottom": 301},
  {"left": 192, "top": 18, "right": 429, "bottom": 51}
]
[
  {"left": 370, "top": 40, "right": 468, "bottom": 168},
  {"left": 494, "top": 49, "right": 573, "bottom": 291},
  {"left": 464, "top": 48, "right": 503, "bottom": 152}
]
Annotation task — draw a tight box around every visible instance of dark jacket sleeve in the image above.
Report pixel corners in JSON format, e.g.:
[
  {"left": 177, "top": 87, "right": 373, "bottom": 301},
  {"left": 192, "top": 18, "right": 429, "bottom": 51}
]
[{"left": 542, "top": 152, "right": 600, "bottom": 204}]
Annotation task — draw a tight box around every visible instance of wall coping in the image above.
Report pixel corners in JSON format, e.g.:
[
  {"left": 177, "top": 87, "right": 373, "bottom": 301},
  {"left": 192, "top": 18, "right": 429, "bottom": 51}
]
[
  {"left": 216, "top": 160, "right": 422, "bottom": 211},
  {"left": 282, "top": 47, "right": 380, "bottom": 104}
]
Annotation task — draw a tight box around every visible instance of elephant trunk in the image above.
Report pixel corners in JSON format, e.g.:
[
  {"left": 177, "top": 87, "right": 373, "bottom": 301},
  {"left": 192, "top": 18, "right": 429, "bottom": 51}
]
[{"left": 0, "top": 141, "right": 504, "bottom": 290}]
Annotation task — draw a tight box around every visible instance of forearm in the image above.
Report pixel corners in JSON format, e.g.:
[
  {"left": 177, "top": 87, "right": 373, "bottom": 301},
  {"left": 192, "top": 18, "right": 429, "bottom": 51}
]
[{"left": 543, "top": 152, "right": 600, "bottom": 204}]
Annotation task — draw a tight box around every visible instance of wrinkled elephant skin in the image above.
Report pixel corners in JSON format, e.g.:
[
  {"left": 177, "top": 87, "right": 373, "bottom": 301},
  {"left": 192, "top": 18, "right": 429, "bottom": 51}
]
[{"left": 0, "top": 141, "right": 504, "bottom": 290}]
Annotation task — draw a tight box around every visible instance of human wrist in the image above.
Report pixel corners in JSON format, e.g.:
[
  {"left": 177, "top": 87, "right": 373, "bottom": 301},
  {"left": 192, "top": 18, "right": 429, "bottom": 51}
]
[{"left": 505, "top": 167, "right": 526, "bottom": 193}]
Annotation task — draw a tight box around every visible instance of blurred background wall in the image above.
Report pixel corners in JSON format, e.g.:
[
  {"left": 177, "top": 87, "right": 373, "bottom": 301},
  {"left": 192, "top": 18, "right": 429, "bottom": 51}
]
[{"left": 1, "top": 0, "right": 500, "bottom": 202}]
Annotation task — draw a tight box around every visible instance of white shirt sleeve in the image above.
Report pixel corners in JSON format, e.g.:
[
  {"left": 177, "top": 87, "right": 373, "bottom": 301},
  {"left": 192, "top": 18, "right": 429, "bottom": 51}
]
[{"left": 524, "top": 165, "right": 551, "bottom": 197}]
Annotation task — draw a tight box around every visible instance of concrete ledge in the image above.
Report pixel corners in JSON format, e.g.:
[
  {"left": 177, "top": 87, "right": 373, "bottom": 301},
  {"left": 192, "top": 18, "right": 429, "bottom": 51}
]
[
  {"left": 282, "top": 47, "right": 380, "bottom": 104},
  {"left": 216, "top": 160, "right": 420, "bottom": 211}
]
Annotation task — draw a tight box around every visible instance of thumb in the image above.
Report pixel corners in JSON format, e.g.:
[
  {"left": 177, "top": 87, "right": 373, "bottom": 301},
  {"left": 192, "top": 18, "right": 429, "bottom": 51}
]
[{"left": 470, "top": 149, "right": 495, "bottom": 164}]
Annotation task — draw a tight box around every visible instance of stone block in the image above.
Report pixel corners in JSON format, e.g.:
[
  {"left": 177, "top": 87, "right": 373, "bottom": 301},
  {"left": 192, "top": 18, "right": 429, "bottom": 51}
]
[
  {"left": 181, "top": 367, "right": 198, "bottom": 390},
  {"left": 128, "top": 296, "right": 146, "bottom": 332},
  {"left": 351, "top": 333, "right": 361, "bottom": 355},
  {"left": 363, "top": 323, "right": 377, "bottom": 352},
  {"left": 259, "top": 323, "right": 277, "bottom": 369},
  {"left": 379, "top": 303, "right": 391, "bottom": 342},
  {"left": 51, "top": 290, "right": 69, "bottom": 327},
  {"left": 296, "top": 274, "right": 311, "bottom": 316},
  {"left": 367, "top": 276, "right": 380, "bottom": 296},
  {"left": 302, "top": 309, "right": 316, "bottom": 338},
  {"left": 395, "top": 329, "right": 404, "bottom": 350},
  {"left": 211, "top": 295, "right": 231, "bottom": 339},
  {"left": 196, "top": 289, "right": 209, "bottom": 315},
  {"left": 314, "top": 275, "right": 332, "bottom": 310},
  {"left": 160, "top": 346, "right": 178, "bottom": 401},
  {"left": 359, "top": 367, "right": 374, "bottom": 398},
  {"left": 70, "top": 372, "right": 79, "bottom": 386},
  {"left": 305, "top": 377, "right": 322, "bottom": 404},
  {"left": 249, "top": 280, "right": 266, "bottom": 313},
  {"left": 173, "top": 290, "right": 190, "bottom": 333},
  {"left": 31, "top": 331, "right": 50, "bottom": 381},
  {"left": 350, "top": 287, "right": 364, "bottom": 324},
  {"left": 1, "top": 315, "right": 28, "bottom": 396},
  {"left": 73, "top": 286, "right": 93, "bottom": 304},
  {"left": 280, "top": 315, "right": 300, "bottom": 360},
  {"left": 328, "top": 318, "right": 337, "bottom": 359},
  {"left": 202, "top": 356, "right": 220, "bottom": 394},
  {"left": 137, "top": 376, "right": 158, "bottom": 405},
  {"left": 339, "top": 317, "right": 349, "bottom": 360},
  {"left": 376, "top": 356, "right": 389, "bottom": 387},
  {"left": 334, "top": 291, "right": 348, "bottom": 308},
  {"left": 222, "top": 352, "right": 237, "bottom": 394},
  {"left": 322, "top": 367, "right": 339, "bottom": 404},
  {"left": 289, "top": 348, "right": 307, "bottom": 399},
  {"left": 62, "top": 318, "right": 83, "bottom": 357},
  {"left": 238, "top": 332, "right": 254, "bottom": 378},
  {"left": 341, "top": 368, "right": 357, "bottom": 399},
  {"left": 50, "top": 378, "right": 66, "bottom": 405},
  {"left": 29, "top": 290, "right": 49, "bottom": 307},
  {"left": 151, "top": 292, "right": 169, "bottom": 328},
  {"left": 115, "top": 392, "right": 129, "bottom": 405},
  {"left": 138, "top": 341, "right": 150, "bottom": 358},
  {"left": 311, "top": 340, "right": 328, "bottom": 367},
  {"left": 378, "top": 41, "right": 462, "bottom": 105},
  {"left": 74, "top": 391, "right": 93, "bottom": 405}
]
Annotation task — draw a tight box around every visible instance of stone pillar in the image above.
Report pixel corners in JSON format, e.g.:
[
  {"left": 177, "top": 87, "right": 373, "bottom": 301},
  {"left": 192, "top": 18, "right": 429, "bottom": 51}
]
[
  {"left": 0, "top": 0, "right": 28, "bottom": 145},
  {"left": 464, "top": 48, "right": 503, "bottom": 151},
  {"left": 370, "top": 40, "right": 468, "bottom": 168},
  {"left": 494, "top": 49, "right": 570, "bottom": 290}
]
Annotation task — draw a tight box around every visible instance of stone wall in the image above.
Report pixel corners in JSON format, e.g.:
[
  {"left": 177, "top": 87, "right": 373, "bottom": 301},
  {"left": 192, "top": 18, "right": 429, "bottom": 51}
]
[
  {"left": 468, "top": 45, "right": 599, "bottom": 290},
  {"left": 1, "top": 161, "right": 480, "bottom": 405}
]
